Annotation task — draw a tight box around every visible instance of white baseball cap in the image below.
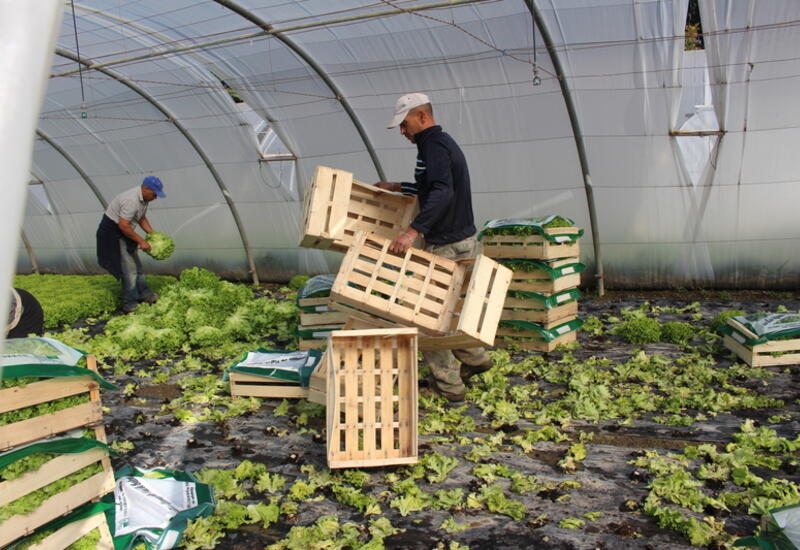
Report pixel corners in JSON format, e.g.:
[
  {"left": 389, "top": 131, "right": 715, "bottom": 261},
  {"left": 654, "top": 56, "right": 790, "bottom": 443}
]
[{"left": 387, "top": 92, "right": 430, "bottom": 128}]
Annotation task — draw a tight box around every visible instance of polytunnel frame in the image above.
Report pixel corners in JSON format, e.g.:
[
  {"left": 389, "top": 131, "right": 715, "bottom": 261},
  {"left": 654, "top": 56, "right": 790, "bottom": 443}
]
[
  {"left": 212, "top": 0, "right": 387, "bottom": 182},
  {"left": 53, "top": 48, "right": 262, "bottom": 284},
  {"left": 524, "top": 0, "right": 605, "bottom": 296}
]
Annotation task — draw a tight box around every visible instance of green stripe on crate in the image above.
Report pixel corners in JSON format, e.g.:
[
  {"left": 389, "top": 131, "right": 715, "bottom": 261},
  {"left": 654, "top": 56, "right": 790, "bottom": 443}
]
[
  {"left": 506, "top": 288, "right": 582, "bottom": 308},
  {"left": 500, "top": 259, "right": 585, "bottom": 279},
  {"left": 0, "top": 437, "right": 112, "bottom": 471},
  {"left": 0, "top": 363, "right": 117, "bottom": 390},
  {"left": 499, "top": 318, "right": 584, "bottom": 342}
]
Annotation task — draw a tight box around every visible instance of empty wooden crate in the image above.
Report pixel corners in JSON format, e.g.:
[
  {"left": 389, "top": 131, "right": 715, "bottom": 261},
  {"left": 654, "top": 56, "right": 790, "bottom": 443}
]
[
  {"left": 300, "top": 166, "right": 416, "bottom": 252},
  {"left": 330, "top": 232, "right": 511, "bottom": 348},
  {"left": 327, "top": 328, "right": 418, "bottom": 469}
]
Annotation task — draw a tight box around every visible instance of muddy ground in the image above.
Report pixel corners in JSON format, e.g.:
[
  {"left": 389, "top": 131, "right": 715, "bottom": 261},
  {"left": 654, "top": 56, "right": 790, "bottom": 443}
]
[{"left": 89, "top": 290, "right": 800, "bottom": 549}]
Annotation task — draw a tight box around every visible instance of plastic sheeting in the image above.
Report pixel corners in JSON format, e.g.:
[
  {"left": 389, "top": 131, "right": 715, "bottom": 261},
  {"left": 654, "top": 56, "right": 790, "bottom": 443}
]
[{"left": 13, "top": 0, "right": 800, "bottom": 287}]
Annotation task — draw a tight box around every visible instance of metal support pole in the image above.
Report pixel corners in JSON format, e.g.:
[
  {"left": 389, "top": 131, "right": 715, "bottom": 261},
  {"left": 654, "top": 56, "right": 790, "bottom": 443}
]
[
  {"left": 20, "top": 231, "right": 40, "bottom": 274},
  {"left": 524, "top": 0, "right": 605, "bottom": 295}
]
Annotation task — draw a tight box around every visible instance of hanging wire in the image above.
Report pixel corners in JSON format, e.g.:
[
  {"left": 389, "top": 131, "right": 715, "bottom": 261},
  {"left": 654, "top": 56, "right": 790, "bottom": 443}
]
[
  {"left": 531, "top": 7, "right": 541, "bottom": 86},
  {"left": 69, "top": 0, "right": 88, "bottom": 117}
]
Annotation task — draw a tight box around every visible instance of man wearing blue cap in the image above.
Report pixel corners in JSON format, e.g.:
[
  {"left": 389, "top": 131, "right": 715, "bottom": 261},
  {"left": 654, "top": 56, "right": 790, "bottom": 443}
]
[{"left": 96, "top": 176, "right": 165, "bottom": 313}]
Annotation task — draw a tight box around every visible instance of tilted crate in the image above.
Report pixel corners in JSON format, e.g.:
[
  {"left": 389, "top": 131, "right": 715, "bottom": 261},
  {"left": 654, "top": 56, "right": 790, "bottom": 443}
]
[
  {"left": 330, "top": 232, "right": 511, "bottom": 347},
  {"left": 327, "top": 328, "right": 418, "bottom": 469},
  {"left": 722, "top": 318, "right": 800, "bottom": 367},
  {"left": 0, "top": 435, "right": 115, "bottom": 548},
  {"left": 0, "top": 356, "right": 105, "bottom": 452},
  {"left": 300, "top": 166, "right": 416, "bottom": 252},
  {"left": 479, "top": 228, "right": 581, "bottom": 260}
]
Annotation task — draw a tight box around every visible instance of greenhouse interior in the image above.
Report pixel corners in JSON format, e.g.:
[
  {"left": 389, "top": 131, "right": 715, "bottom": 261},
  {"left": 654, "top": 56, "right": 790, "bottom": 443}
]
[{"left": 1, "top": 0, "right": 799, "bottom": 548}]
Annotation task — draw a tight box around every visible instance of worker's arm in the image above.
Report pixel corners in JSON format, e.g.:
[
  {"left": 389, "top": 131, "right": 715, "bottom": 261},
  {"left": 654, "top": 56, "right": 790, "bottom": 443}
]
[
  {"left": 118, "top": 218, "right": 151, "bottom": 251},
  {"left": 139, "top": 216, "right": 154, "bottom": 234}
]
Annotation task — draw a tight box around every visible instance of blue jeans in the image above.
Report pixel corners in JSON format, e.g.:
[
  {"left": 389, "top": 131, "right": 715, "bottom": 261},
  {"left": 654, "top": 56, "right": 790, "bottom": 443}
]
[{"left": 119, "top": 239, "right": 152, "bottom": 308}]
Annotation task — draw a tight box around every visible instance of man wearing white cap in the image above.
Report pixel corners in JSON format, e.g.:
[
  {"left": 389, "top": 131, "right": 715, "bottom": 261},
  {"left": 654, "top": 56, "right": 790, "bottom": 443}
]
[
  {"left": 377, "top": 93, "right": 493, "bottom": 402},
  {"left": 96, "top": 176, "right": 165, "bottom": 313}
]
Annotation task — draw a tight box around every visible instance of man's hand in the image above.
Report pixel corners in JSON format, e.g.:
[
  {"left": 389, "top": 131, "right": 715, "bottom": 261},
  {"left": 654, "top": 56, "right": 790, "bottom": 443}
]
[
  {"left": 139, "top": 241, "right": 152, "bottom": 252},
  {"left": 389, "top": 228, "right": 419, "bottom": 255},
  {"left": 375, "top": 181, "right": 401, "bottom": 192}
]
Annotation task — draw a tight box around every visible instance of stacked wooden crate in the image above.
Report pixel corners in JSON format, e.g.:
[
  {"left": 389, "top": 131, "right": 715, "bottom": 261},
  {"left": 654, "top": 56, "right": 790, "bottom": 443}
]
[
  {"left": 721, "top": 313, "right": 800, "bottom": 367},
  {"left": 296, "top": 274, "right": 349, "bottom": 350},
  {"left": 479, "top": 217, "right": 585, "bottom": 351},
  {"left": 0, "top": 344, "right": 115, "bottom": 549}
]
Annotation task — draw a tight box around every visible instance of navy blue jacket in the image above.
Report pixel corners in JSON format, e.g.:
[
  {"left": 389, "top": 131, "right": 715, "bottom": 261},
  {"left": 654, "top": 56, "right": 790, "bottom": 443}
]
[{"left": 403, "top": 125, "right": 476, "bottom": 245}]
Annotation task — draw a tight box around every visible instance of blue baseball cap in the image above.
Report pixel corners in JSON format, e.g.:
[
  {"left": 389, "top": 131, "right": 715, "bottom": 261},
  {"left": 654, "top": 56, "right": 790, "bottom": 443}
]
[{"left": 142, "top": 176, "right": 166, "bottom": 198}]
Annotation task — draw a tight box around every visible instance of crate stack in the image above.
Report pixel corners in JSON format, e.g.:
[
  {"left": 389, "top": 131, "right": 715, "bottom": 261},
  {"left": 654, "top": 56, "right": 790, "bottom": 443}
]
[
  {"left": 478, "top": 217, "right": 585, "bottom": 352},
  {"left": 0, "top": 339, "right": 115, "bottom": 549},
  {"left": 296, "top": 274, "right": 349, "bottom": 350},
  {"left": 299, "top": 166, "right": 512, "bottom": 468}
]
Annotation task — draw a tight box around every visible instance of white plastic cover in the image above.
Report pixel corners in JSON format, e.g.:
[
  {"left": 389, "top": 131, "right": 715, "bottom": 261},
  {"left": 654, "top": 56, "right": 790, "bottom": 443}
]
[{"left": 10, "top": 0, "right": 800, "bottom": 287}]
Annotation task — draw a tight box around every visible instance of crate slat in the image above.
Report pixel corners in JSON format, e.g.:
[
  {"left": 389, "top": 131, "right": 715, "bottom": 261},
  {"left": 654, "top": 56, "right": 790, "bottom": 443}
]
[
  {"left": 327, "top": 329, "right": 418, "bottom": 468},
  {"left": 0, "top": 400, "right": 102, "bottom": 452},
  {"left": 508, "top": 271, "right": 581, "bottom": 293},
  {"left": 300, "top": 310, "right": 349, "bottom": 327},
  {"left": 228, "top": 372, "right": 309, "bottom": 399},
  {"left": 27, "top": 512, "right": 113, "bottom": 550}
]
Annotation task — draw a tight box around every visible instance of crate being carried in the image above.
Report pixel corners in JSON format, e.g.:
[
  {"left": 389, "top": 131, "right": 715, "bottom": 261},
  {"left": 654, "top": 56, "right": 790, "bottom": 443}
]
[
  {"left": 721, "top": 313, "right": 800, "bottom": 367},
  {"left": 501, "top": 288, "right": 581, "bottom": 329},
  {"left": 297, "top": 274, "right": 349, "bottom": 350},
  {"left": 226, "top": 349, "right": 323, "bottom": 399},
  {"left": 478, "top": 216, "right": 583, "bottom": 260},
  {"left": 0, "top": 338, "right": 116, "bottom": 452},
  {"left": 495, "top": 318, "right": 584, "bottom": 352},
  {"left": 300, "top": 166, "right": 416, "bottom": 252},
  {"left": 327, "top": 328, "right": 418, "bottom": 469},
  {"left": 330, "top": 231, "right": 511, "bottom": 348}
]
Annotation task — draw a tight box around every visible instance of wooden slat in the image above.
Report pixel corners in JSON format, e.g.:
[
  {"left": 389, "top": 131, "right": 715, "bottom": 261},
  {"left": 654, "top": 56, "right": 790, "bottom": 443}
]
[
  {"left": 361, "top": 341, "right": 377, "bottom": 456},
  {"left": 508, "top": 272, "right": 581, "bottom": 293},
  {"left": 379, "top": 335, "right": 395, "bottom": 456},
  {"left": 0, "top": 401, "right": 102, "bottom": 452},
  {"left": 228, "top": 372, "right": 309, "bottom": 399},
  {"left": 298, "top": 297, "right": 331, "bottom": 310},
  {"left": 300, "top": 311, "right": 349, "bottom": 326},
  {"left": 27, "top": 512, "right": 113, "bottom": 550},
  {"left": 478, "top": 261, "right": 513, "bottom": 342},
  {"left": 501, "top": 301, "right": 579, "bottom": 326},
  {"left": 344, "top": 341, "right": 359, "bottom": 458},
  {"left": 0, "top": 376, "right": 97, "bottom": 414},
  {"left": 495, "top": 330, "right": 578, "bottom": 352}
]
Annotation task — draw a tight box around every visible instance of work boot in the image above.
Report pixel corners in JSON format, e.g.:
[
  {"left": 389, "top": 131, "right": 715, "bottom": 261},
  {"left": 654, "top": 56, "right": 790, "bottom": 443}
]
[
  {"left": 141, "top": 292, "right": 159, "bottom": 304},
  {"left": 423, "top": 375, "right": 466, "bottom": 403},
  {"left": 460, "top": 362, "right": 493, "bottom": 383},
  {"left": 122, "top": 303, "right": 137, "bottom": 314}
]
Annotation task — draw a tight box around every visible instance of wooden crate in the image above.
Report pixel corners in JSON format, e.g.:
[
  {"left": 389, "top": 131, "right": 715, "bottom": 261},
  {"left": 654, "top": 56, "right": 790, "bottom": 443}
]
[
  {"left": 480, "top": 228, "right": 581, "bottom": 260},
  {"left": 501, "top": 300, "right": 579, "bottom": 329},
  {"left": 298, "top": 296, "right": 332, "bottom": 312},
  {"left": 331, "top": 232, "right": 511, "bottom": 346},
  {"left": 0, "top": 356, "right": 104, "bottom": 452},
  {"left": 229, "top": 371, "right": 309, "bottom": 399},
  {"left": 25, "top": 512, "right": 113, "bottom": 550},
  {"left": 723, "top": 318, "right": 800, "bottom": 367},
  {"left": 300, "top": 166, "right": 416, "bottom": 252},
  {"left": 506, "top": 257, "right": 582, "bottom": 293},
  {"left": 0, "top": 441, "right": 115, "bottom": 548},
  {"left": 327, "top": 328, "right": 418, "bottom": 469}
]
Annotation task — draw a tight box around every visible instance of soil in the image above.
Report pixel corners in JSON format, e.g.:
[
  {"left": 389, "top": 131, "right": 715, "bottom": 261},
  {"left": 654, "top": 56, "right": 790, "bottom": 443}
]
[{"left": 89, "top": 290, "right": 800, "bottom": 549}]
